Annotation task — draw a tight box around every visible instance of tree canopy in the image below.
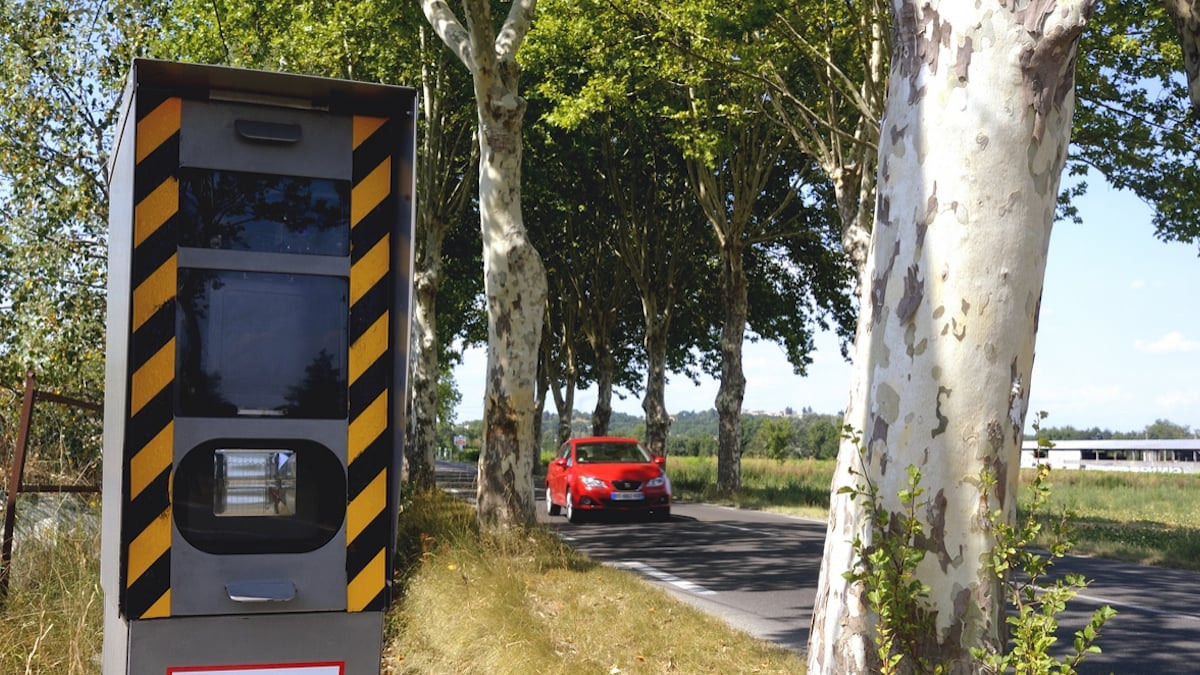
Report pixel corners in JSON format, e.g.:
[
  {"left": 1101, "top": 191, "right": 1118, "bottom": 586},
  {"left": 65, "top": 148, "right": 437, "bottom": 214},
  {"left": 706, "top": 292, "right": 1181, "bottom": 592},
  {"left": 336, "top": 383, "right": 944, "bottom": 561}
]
[{"left": 1, "top": 0, "right": 1196, "bottom": 532}]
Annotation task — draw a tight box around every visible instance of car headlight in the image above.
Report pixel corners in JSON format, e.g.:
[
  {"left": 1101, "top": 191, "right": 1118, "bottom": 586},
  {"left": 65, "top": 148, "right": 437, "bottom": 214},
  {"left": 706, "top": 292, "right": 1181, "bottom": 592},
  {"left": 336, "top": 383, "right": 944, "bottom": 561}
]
[
  {"left": 579, "top": 475, "right": 606, "bottom": 489},
  {"left": 646, "top": 475, "right": 666, "bottom": 488}
]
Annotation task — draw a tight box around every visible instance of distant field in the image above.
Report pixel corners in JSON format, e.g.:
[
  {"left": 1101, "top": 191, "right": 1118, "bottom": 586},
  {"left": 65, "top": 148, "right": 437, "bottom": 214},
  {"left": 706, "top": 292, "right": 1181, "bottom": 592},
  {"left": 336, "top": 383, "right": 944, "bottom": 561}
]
[
  {"left": 1036, "top": 469, "right": 1200, "bottom": 569},
  {"left": 669, "top": 456, "right": 835, "bottom": 519},
  {"left": 669, "top": 456, "right": 1200, "bottom": 571}
]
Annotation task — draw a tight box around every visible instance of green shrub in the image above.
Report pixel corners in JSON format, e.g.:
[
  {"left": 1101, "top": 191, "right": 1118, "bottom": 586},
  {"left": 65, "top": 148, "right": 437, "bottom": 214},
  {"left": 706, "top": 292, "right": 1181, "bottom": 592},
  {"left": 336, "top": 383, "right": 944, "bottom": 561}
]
[{"left": 842, "top": 416, "right": 1115, "bottom": 674}]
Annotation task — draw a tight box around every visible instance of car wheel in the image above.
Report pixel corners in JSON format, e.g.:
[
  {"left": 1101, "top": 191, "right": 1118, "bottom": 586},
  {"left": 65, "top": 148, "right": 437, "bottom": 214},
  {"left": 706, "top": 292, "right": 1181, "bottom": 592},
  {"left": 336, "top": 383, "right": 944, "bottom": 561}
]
[
  {"left": 566, "top": 489, "right": 584, "bottom": 523},
  {"left": 546, "top": 486, "right": 561, "bottom": 516}
]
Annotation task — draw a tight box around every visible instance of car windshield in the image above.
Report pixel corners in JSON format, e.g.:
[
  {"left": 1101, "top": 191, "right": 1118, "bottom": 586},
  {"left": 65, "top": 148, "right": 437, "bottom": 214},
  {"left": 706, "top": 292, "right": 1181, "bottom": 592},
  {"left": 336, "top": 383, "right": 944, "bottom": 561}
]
[{"left": 576, "top": 442, "right": 650, "bottom": 464}]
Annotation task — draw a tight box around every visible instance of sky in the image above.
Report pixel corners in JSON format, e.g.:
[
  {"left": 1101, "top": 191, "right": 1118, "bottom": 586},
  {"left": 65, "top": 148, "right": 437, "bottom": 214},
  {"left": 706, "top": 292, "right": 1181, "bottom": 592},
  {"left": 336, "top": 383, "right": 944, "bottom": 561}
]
[{"left": 452, "top": 180, "right": 1200, "bottom": 436}]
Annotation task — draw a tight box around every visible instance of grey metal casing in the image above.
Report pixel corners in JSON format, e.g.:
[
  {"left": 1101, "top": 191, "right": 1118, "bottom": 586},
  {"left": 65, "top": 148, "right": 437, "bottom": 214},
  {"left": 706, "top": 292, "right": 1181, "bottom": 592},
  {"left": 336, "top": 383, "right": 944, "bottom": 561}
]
[
  {"left": 170, "top": 418, "right": 349, "bottom": 615},
  {"left": 169, "top": 98, "right": 352, "bottom": 617},
  {"left": 126, "top": 612, "right": 385, "bottom": 673},
  {"left": 102, "top": 58, "right": 417, "bottom": 674},
  {"left": 101, "top": 65, "right": 139, "bottom": 675}
]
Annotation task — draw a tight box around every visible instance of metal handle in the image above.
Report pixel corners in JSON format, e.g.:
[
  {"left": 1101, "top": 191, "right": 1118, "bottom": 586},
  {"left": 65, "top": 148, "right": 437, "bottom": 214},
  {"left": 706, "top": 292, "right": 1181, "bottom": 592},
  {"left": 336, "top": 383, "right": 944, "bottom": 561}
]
[
  {"left": 225, "top": 580, "right": 296, "bottom": 603},
  {"left": 235, "top": 119, "right": 302, "bottom": 144}
]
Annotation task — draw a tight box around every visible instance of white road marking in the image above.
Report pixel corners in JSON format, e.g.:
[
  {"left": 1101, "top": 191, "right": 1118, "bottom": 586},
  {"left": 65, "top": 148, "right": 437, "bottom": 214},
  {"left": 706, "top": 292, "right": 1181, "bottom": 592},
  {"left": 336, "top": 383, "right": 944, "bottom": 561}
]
[
  {"left": 713, "top": 522, "right": 768, "bottom": 536},
  {"left": 1073, "top": 591, "right": 1200, "bottom": 622},
  {"left": 613, "top": 561, "right": 718, "bottom": 596},
  {"left": 704, "top": 503, "right": 828, "bottom": 525}
]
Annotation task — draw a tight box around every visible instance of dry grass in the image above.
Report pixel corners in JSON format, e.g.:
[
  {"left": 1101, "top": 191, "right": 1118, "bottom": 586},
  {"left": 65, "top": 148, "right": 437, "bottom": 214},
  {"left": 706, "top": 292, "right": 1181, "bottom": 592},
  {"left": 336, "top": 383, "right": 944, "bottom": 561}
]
[
  {"left": 13, "top": 464, "right": 1192, "bottom": 674},
  {"left": 0, "top": 490, "right": 803, "bottom": 675},
  {"left": 0, "top": 496, "right": 102, "bottom": 674},
  {"left": 386, "top": 490, "right": 806, "bottom": 674}
]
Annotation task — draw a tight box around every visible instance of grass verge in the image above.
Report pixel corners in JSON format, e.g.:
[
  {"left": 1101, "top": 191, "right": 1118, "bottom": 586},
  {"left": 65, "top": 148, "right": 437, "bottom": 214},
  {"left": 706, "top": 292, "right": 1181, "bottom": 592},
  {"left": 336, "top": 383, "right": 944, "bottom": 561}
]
[
  {"left": 5, "top": 459, "right": 1196, "bottom": 672},
  {"left": 385, "top": 490, "right": 806, "bottom": 674},
  {"left": 669, "top": 457, "right": 833, "bottom": 519},
  {"left": 0, "top": 496, "right": 102, "bottom": 674},
  {"left": 1031, "top": 469, "right": 1200, "bottom": 569},
  {"left": 671, "top": 456, "right": 1200, "bottom": 572}
]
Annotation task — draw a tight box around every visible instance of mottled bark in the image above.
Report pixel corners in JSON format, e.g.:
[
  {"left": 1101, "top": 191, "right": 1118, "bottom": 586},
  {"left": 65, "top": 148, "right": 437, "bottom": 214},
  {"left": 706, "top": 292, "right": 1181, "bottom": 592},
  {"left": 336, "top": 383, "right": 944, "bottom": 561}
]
[
  {"left": 641, "top": 315, "right": 671, "bottom": 457},
  {"left": 407, "top": 240, "right": 442, "bottom": 491},
  {"left": 590, "top": 342, "right": 615, "bottom": 436},
  {"left": 474, "top": 106, "right": 545, "bottom": 527},
  {"left": 422, "top": 0, "right": 545, "bottom": 529},
  {"left": 715, "top": 244, "right": 747, "bottom": 494},
  {"left": 540, "top": 304, "right": 577, "bottom": 446},
  {"left": 808, "top": 2, "right": 1094, "bottom": 672},
  {"left": 1164, "top": 0, "right": 1200, "bottom": 112},
  {"left": 407, "top": 27, "right": 476, "bottom": 492}
]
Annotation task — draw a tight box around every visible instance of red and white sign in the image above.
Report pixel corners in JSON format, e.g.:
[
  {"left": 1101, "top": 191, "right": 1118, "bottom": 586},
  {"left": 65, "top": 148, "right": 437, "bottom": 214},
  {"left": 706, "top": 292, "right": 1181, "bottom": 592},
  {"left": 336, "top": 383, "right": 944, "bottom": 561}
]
[{"left": 168, "top": 663, "right": 343, "bottom": 675}]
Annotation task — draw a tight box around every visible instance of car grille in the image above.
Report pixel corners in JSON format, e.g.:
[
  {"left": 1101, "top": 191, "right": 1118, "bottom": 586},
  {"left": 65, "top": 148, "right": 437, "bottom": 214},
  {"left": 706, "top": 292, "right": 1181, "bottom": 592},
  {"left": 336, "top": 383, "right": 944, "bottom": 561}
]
[{"left": 612, "top": 480, "right": 642, "bottom": 491}]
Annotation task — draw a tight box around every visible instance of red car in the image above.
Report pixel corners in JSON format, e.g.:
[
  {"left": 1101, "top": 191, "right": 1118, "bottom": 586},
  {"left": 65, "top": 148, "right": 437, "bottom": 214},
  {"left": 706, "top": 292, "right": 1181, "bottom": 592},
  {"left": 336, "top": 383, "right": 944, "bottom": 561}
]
[{"left": 545, "top": 436, "right": 672, "bottom": 523}]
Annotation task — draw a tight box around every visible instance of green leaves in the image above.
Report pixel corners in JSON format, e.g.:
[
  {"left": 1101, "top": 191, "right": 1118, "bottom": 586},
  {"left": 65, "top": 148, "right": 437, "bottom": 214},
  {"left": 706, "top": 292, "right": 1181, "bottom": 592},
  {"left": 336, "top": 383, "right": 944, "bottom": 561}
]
[
  {"left": 0, "top": 0, "right": 144, "bottom": 475},
  {"left": 146, "top": 0, "right": 419, "bottom": 84},
  {"left": 842, "top": 449, "right": 943, "bottom": 675},
  {"left": 0, "top": 0, "right": 138, "bottom": 385},
  {"left": 973, "top": 414, "right": 1116, "bottom": 674},
  {"left": 755, "top": 416, "right": 795, "bottom": 463},
  {"left": 1071, "top": 0, "right": 1200, "bottom": 248},
  {"left": 845, "top": 414, "right": 1115, "bottom": 674}
]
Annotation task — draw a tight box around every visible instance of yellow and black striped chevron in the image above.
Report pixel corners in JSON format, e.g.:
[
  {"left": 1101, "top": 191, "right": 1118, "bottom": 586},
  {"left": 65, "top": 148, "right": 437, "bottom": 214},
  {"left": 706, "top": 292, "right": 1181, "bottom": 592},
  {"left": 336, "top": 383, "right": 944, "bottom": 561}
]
[
  {"left": 347, "top": 115, "right": 395, "bottom": 613},
  {"left": 123, "top": 93, "right": 180, "bottom": 620}
]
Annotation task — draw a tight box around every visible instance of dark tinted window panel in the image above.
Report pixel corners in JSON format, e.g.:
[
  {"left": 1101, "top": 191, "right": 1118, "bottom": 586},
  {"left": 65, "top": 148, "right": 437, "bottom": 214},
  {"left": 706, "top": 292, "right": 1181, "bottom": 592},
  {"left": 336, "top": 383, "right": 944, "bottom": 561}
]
[
  {"left": 179, "top": 168, "right": 350, "bottom": 256},
  {"left": 177, "top": 269, "right": 348, "bottom": 419}
]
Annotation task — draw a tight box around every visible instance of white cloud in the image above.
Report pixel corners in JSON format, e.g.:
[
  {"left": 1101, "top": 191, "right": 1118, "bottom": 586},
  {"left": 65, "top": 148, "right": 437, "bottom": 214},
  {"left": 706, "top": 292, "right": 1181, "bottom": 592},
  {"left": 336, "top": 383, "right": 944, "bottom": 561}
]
[
  {"left": 1131, "top": 279, "right": 1146, "bottom": 290},
  {"left": 1134, "top": 331, "right": 1200, "bottom": 354},
  {"left": 1073, "top": 385, "right": 1126, "bottom": 404},
  {"left": 1032, "top": 375, "right": 1125, "bottom": 403},
  {"left": 1153, "top": 390, "right": 1200, "bottom": 409},
  {"left": 1028, "top": 382, "right": 1129, "bottom": 419}
]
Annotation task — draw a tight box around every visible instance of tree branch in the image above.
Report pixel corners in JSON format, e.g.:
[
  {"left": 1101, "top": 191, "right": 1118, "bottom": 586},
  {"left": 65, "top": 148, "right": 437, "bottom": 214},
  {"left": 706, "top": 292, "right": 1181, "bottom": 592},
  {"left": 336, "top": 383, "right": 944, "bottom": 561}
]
[
  {"left": 420, "top": 0, "right": 475, "bottom": 71},
  {"left": 1162, "top": 0, "right": 1200, "bottom": 113},
  {"left": 497, "top": 0, "right": 537, "bottom": 60}
]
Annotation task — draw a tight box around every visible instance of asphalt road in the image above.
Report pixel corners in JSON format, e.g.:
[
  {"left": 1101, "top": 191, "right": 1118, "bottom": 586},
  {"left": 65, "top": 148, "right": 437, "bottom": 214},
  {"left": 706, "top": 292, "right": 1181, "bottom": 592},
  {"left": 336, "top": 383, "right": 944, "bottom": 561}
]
[{"left": 537, "top": 499, "right": 1200, "bottom": 674}]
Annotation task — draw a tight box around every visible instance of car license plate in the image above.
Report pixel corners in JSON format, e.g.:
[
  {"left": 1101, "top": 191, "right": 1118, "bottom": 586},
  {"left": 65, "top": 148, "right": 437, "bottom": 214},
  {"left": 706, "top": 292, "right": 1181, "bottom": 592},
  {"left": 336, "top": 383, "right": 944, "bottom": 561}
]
[{"left": 611, "top": 491, "right": 644, "bottom": 501}]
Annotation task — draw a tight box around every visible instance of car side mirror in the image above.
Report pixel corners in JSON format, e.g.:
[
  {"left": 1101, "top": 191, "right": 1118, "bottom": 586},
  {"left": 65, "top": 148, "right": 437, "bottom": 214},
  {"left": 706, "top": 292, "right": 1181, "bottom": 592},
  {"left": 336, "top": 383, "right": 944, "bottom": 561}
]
[
  {"left": 652, "top": 455, "right": 666, "bottom": 467},
  {"left": 552, "top": 457, "right": 567, "bottom": 468}
]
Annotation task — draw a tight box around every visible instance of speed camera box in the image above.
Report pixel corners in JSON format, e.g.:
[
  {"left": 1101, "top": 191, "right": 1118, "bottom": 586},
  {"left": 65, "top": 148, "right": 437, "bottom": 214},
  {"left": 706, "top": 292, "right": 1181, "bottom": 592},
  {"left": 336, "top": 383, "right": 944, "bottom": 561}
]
[{"left": 101, "top": 59, "right": 415, "bottom": 674}]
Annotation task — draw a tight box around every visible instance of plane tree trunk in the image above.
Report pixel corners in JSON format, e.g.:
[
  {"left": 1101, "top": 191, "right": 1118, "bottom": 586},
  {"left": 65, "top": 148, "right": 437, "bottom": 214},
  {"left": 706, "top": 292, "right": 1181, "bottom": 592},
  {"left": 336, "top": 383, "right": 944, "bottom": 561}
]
[
  {"left": 714, "top": 242, "right": 747, "bottom": 494},
  {"left": 684, "top": 113, "right": 794, "bottom": 495},
  {"left": 589, "top": 340, "right": 615, "bottom": 436},
  {"left": 606, "top": 145, "right": 700, "bottom": 458},
  {"left": 640, "top": 308, "right": 672, "bottom": 457},
  {"left": 540, "top": 296, "right": 577, "bottom": 447},
  {"left": 422, "top": 0, "right": 546, "bottom": 529},
  {"left": 408, "top": 224, "right": 443, "bottom": 491},
  {"left": 808, "top": 2, "right": 1095, "bottom": 672},
  {"left": 1164, "top": 0, "right": 1200, "bottom": 112},
  {"left": 406, "top": 27, "right": 477, "bottom": 491}
]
